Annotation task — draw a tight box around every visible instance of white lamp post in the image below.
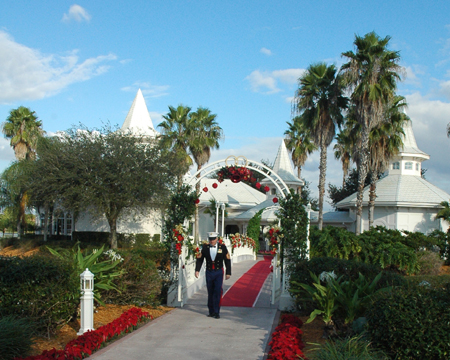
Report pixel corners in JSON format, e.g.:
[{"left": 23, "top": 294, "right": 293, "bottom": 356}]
[
  {"left": 221, "top": 203, "right": 226, "bottom": 237},
  {"left": 78, "top": 268, "right": 94, "bottom": 335},
  {"left": 215, "top": 201, "right": 220, "bottom": 232},
  {"left": 306, "top": 202, "right": 311, "bottom": 260}
]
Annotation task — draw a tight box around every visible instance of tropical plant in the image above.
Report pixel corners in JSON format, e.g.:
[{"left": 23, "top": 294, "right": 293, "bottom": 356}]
[
  {"left": 436, "top": 201, "right": 450, "bottom": 233},
  {"left": 284, "top": 118, "right": 317, "bottom": 179},
  {"left": 46, "top": 243, "right": 123, "bottom": 305},
  {"left": 247, "top": 209, "right": 263, "bottom": 253},
  {"left": 333, "top": 130, "right": 353, "bottom": 187},
  {"left": 2, "top": 106, "right": 45, "bottom": 160},
  {"left": 310, "top": 226, "right": 361, "bottom": 260},
  {"left": 341, "top": 32, "right": 403, "bottom": 234},
  {"left": 293, "top": 62, "right": 348, "bottom": 230},
  {"left": 189, "top": 107, "right": 223, "bottom": 243}
]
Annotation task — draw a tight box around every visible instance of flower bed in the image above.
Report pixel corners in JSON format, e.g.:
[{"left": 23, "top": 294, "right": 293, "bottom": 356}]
[
  {"left": 268, "top": 314, "right": 307, "bottom": 360},
  {"left": 19, "top": 307, "right": 152, "bottom": 360}
]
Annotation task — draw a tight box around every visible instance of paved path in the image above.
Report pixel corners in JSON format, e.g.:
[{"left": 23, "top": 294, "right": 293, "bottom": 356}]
[{"left": 87, "top": 256, "right": 280, "bottom": 360}]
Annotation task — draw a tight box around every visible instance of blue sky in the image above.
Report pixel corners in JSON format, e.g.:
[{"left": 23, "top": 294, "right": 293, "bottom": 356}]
[{"left": 1, "top": 1, "right": 450, "bottom": 208}]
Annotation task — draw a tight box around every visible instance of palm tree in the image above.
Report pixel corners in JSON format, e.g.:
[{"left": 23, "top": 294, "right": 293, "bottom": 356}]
[
  {"left": 366, "top": 96, "right": 409, "bottom": 227},
  {"left": 284, "top": 118, "right": 317, "bottom": 180},
  {"left": 334, "top": 130, "right": 353, "bottom": 187},
  {"left": 158, "top": 105, "right": 193, "bottom": 187},
  {"left": 189, "top": 107, "right": 223, "bottom": 243},
  {"left": 447, "top": 122, "right": 450, "bottom": 138},
  {"left": 436, "top": 201, "right": 450, "bottom": 233},
  {"left": 3, "top": 106, "right": 44, "bottom": 160},
  {"left": 341, "top": 32, "right": 402, "bottom": 234},
  {"left": 293, "top": 62, "right": 348, "bottom": 230}
]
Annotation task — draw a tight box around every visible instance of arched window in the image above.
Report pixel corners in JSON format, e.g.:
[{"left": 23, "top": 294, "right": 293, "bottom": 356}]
[
  {"left": 405, "top": 162, "right": 413, "bottom": 170},
  {"left": 393, "top": 162, "right": 400, "bottom": 170}
]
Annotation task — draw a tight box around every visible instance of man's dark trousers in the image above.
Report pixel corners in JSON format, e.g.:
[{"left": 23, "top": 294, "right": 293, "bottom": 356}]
[{"left": 206, "top": 269, "right": 223, "bottom": 315}]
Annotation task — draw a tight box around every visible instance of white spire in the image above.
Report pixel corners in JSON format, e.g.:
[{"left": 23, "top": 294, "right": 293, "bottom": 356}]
[
  {"left": 121, "top": 89, "right": 158, "bottom": 137},
  {"left": 399, "top": 121, "right": 429, "bottom": 159}
]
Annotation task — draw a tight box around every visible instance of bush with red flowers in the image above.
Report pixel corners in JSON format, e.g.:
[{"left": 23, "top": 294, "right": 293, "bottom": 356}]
[
  {"left": 217, "top": 166, "right": 254, "bottom": 183},
  {"left": 19, "top": 307, "right": 152, "bottom": 360},
  {"left": 268, "top": 226, "right": 283, "bottom": 256},
  {"left": 268, "top": 314, "right": 307, "bottom": 360},
  {"left": 172, "top": 225, "right": 187, "bottom": 255}
]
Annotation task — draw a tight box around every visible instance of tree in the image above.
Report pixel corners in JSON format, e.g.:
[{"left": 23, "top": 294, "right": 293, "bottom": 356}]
[
  {"left": 0, "top": 162, "right": 30, "bottom": 237},
  {"left": 189, "top": 107, "right": 223, "bottom": 243},
  {"left": 334, "top": 130, "right": 353, "bottom": 187},
  {"left": 2, "top": 106, "right": 44, "bottom": 160},
  {"left": 436, "top": 201, "right": 450, "bottom": 233},
  {"left": 284, "top": 118, "right": 317, "bottom": 180},
  {"left": 341, "top": 32, "right": 402, "bottom": 234},
  {"left": 158, "top": 105, "right": 193, "bottom": 187},
  {"left": 293, "top": 62, "right": 347, "bottom": 230},
  {"left": 447, "top": 122, "right": 450, "bottom": 138},
  {"left": 27, "top": 125, "right": 184, "bottom": 248}
]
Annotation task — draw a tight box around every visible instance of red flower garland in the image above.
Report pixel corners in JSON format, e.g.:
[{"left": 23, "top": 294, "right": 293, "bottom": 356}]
[
  {"left": 268, "top": 314, "right": 307, "bottom": 360},
  {"left": 19, "top": 308, "right": 152, "bottom": 360}
]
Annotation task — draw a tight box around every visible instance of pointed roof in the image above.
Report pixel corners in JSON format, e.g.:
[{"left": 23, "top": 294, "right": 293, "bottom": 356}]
[
  {"left": 261, "top": 140, "right": 304, "bottom": 185},
  {"left": 121, "top": 89, "right": 158, "bottom": 137},
  {"left": 398, "top": 121, "right": 429, "bottom": 159}
]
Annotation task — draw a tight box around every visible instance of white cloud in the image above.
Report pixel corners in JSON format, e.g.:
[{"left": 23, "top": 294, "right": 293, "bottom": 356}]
[
  {"left": 245, "top": 68, "right": 304, "bottom": 94},
  {"left": 403, "top": 66, "right": 421, "bottom": 86},
  {"left": 62, "top": 4, "right": 91, "bottom": 23},
  {"left": 121, "top": 82, "right": 170, "bottom": 98},
  {"left": 0, "top": 137, "right": 15, "bottom": 162},
  {"left": 260, "top": 47, "right": 272, "bottom": 56},
  {"left": 0, "top": 31, "right": 116, "bottom": 104}
]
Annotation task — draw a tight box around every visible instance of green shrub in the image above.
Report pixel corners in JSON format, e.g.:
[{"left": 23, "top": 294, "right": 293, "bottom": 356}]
[
  {"left": 367, "top": 286, "right": 450, "bottom": 359},
  {"left": 101, "top": 248, "right": 162, "bottom": 306},
  {"left": 406, "top": 274, "right": 450, "bottom": 289},
  {"left": 0, "top": 255, "right": 79, "bottom": 336},
  {"left": 152, "top": 233, "right": 161, "bottom": 242},
  {"left": 289, "top": 257, "right": 405, "bottom": 313},
  {"left": 310, "top": 226, "right": 360, "bottom": 260},
  {"left": 71, "top": 231, "right": 110, "bottom": 246},
  {"left": 309, "top": 335, "right": 387, "bottom": 360},
  {"left": 0, "top": 315, "right": 35, "bottom": 360},
  {"left": 428, "top": 229, "right": 450, "bottom": 264},
  {"left": 417, "top": 250, "right": 443, "bottom": 275}
]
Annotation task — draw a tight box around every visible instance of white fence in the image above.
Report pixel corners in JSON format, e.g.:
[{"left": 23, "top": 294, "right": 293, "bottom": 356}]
[{"left": 167, "top": 235, "right": 256, "bottom": 307}]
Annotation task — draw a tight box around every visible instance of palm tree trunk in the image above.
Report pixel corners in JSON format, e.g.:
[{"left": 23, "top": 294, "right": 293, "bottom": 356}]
[
  {"left": 318, "top": 144, "right": 327, "bottom": 231},
  {"left": 297, "top": 166, "right": 302, "bottom": 180},
  {"left": 368, "top": 171, "right": 377, "bottom": 228},
  {"left": 356, "top": 128, "right": 370, "bottom": 235}
]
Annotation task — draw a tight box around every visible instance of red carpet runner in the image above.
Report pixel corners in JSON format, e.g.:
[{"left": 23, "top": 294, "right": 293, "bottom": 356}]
[{"left": 221, "top": 256, "right": 272, "bottom": 307}]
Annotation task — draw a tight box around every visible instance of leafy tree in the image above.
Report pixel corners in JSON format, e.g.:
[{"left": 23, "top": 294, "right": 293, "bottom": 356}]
[
  {"left": 436, "top": 201, "right": 450, "bottom": 233},
  {"left": 27, "top": 125, "right": 184, "bottom": 248},
  {"left": 301, "top": 181, "right": 319, "bottom": 211},
  {"left": 247, "top": 209, "right": 263, "bottom": 253},
  {"left": 2, "top": 106, "right": 44, "bottom": 160},
  {"left": 189, "top": 107, "right": 223, "bottom": 243},
  {"left": 284, "top": 119, "right": 317, "bottom": 180},
  {"left": 341, "top": 32, "right": 402, "bottom": 234},
  {"left": 333, "top": 130, "right": 353, "bottom": 187},
  {"left": 293, "top": 63, "right": 347, "bottom": 230}
]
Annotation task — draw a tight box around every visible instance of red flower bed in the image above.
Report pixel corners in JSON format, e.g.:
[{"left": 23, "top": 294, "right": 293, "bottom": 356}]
[
  {"left": 19, "top": 307, "right": 152, "bottom": 360},
  {"left": 268, "top": 314, "right": 307, "bottom": 360}
]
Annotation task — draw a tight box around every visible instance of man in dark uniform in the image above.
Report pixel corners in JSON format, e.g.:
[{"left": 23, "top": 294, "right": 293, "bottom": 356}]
[{"left": 195, "top": 231, "right": 231, "bottom": 319}]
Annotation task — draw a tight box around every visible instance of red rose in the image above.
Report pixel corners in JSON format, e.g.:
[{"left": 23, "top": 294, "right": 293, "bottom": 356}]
[
  {"left": 203, "top": 187, "right": 208, "bottom": 192},
  {"left": 212, "top": 183, "right": 218, "bottom": 189},
  {"left": 264, "top": 186, "right": 270, "bottom": 192},
  {"left": 177, "top": 235, "right": 183, "bottom": 241},
  {"left": 256, "top": 182, "right": 261, "bottom": 189},
  {"left": 269, "top": 228, "right": 274, "bottom": 236},
  {"left": 273, "top": 197, "right": 278, "bottom": 203},
  {"left": 195, "top": 198, "right": 200, "bottom": 204}
]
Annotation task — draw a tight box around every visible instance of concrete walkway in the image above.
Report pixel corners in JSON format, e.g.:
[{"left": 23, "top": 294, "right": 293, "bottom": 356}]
[{"left": 87, "top": 256, "right": 279, "bottom": 360}]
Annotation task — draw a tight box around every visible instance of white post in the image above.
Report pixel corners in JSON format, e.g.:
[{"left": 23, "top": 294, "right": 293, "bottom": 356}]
[
  {"left": 78, "top": 268, "right": 94, "bottom": 335},
  {"left": 221, "top": 203, "right": 226, "bottom": 237},
  {"left": 215, "top": 202, "right": 220, "bottom": 232},
  {"left": 306, "top": 202, "right": 311, "bottom": 260}
]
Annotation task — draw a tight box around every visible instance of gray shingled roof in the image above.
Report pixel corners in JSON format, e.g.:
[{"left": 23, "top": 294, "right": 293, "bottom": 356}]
[
  {"left": 337, "top": 175, "right": 450, "bottom": 208},
  {"left": 232, "top": 198, "right": 280, "bottom": 221},
  {"left": 310, "top": 210, "right": 353, "bottom": 224}
]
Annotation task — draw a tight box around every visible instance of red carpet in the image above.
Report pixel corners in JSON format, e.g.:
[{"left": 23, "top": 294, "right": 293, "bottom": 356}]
[{"left": 221, "top": 256, "right": 272, "bottom": 307}]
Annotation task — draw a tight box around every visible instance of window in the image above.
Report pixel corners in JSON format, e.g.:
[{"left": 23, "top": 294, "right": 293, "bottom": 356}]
[
  {"left": 416, "top": 163, "right": 419, "bottom": 171},
  {"left": 393, "top": 162, "right": 400, "bottom": 170},
  {"left": 271, "top": 188, "right": 276, "bottom": 195},
  {"left": 405, "top": 162, "right": 413, "bottom": 170}
]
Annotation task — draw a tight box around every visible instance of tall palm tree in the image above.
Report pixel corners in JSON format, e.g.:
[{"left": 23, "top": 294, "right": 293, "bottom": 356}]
[
  {"left": 3, "top": 106, "right": 44, "bottom": 160},
  {"left": 436, "top": 201, "right": 450, "bottom": 233},
  {"left": 366, "top": 95, "right": 409, "bottom": 227},
  {"left": 341, "top": 32, "right": 402, "bottom": 234},
  {"left": 284, "top": 118, "right": 317, "bottom": 180},
  {"left": 189, "top": 107, "right": 223, "bottom": 243},
  {"left": 158, "top": 105, "right": 193, "bottom": 187},
  {"left": 334, "top": 130, "right": 353, "bottom": 187},
  {"left": 293, "top": 62, "right": 348, "bottom": 230}
]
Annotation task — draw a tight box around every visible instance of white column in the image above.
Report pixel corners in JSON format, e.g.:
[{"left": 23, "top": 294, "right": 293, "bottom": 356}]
[
  {"left": 215, "top": 202, "right": 220, "bottom": 232},
  {"left": 221, "top": 203, "right": 226, "bottom": 237},
  {"left": 78, "top": 268, "right": 94, "bottom": 335}
]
